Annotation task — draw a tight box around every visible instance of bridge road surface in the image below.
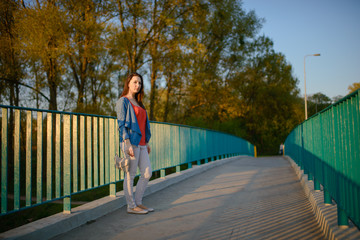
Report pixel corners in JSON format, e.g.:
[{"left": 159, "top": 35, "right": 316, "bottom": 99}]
[{"left": 52, "top": 156, "right": 325, "bottom": 240}]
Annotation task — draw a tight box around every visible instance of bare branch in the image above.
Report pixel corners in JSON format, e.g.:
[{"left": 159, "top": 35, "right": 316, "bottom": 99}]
[{"left": 1, "top": 77, "right": 51, "bottom": 102}]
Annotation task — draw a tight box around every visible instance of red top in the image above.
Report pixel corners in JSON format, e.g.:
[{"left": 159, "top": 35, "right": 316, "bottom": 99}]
[{"left": 129, "top": 100, "right": 147, "bottom": 146}]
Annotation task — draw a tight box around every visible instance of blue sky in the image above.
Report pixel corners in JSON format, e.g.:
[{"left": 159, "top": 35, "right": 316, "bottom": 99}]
[{"left": 242, "top": 0, "right": 360, "bottom": 99}]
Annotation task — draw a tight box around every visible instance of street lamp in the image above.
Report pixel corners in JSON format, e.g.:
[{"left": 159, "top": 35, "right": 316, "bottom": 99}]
[{"left": 304, "top": 53, "right": 321, "bottom": 120}]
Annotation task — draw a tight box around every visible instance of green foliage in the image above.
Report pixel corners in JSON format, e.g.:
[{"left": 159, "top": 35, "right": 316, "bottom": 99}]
[
  {"left": 0, "top": 0, "right": 24, "bottom": 106},
  {"left": 229, "top": 42, "right": 303, "bottom": 155},
  {"left": 1, "top": 0, "right": 309, "bottom": 154},
  {"left": 307, "top": 92, "right": 332, "bottom": 117},
  {"left": 348, "top": 82, "right": 360, "bottom": 94}
]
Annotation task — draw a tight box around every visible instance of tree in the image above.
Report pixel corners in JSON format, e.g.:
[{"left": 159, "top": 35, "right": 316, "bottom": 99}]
[
  {"left": 332, "top": 95, "right": 343, "bottom": 103},
  {"left": 180, "top": 0, "right": 262, "bottom": 127},
  {"left": 1, "top": 0, "right": 307, "bottom": 155},
  {"left": 62, "top": 0, "right": 111, "bottom": 112},
  {"left": 16, "top": 0, "right": 68, "bottom": 110},
  {"left": 0, "top": 0, "right": 23, "bottom": 106},
  {"left": 231, "top": 37, "right": 302, "bottom": 154},
  {"left": 308, "top": 92, "right": 331, "bottom": 117},
  {"left": 111, "top": 0, "right": 200, "bottom": 120},
  {"left": 348, "top": 82, "right": 360, "bottom": 94},
  {"left": 111, "top": 0, "right": 154, "bottom": 74}
]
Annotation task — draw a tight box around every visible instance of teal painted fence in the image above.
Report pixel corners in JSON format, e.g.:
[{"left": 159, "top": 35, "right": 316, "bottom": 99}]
[
  {"left": 285, "top": 89, "right": 360, "bottom": 229},
  {"left": 0, "top": 105, "right": 253, "bottom": 216}
]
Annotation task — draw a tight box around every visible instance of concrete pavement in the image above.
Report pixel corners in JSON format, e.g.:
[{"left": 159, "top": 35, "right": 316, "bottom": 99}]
[{"left": 52, "top": 156, "right": 325, "bottom": 240}]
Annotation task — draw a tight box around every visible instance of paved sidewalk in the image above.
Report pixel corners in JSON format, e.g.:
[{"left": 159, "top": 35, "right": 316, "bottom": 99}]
[{"left": 52, "top": 156, "right": 325, "bottom": 240}]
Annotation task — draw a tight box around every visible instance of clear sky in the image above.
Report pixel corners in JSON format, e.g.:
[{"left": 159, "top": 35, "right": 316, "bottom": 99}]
[{"left": 242, "top": 0, "right": 360, "bottom": 99}]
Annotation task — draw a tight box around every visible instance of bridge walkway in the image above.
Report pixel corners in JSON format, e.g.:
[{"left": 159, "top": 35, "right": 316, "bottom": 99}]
[{"left": 52, "top": 156, "right": 325, "bottom": 240}]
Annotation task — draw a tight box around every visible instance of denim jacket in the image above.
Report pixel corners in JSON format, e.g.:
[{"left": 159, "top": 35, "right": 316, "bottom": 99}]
[{"left": 115, "top": 97, "right": 151, "bottom": 146}]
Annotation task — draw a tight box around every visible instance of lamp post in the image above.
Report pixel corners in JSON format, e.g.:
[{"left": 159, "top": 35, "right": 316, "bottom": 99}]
[{"left": 304, "top": 53, "right": 320, "bottom": 120}]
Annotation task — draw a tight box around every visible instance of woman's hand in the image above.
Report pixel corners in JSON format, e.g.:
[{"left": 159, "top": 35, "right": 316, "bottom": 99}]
[
  {"left": 128, "top": 146, "right": 134, "bottom": 157},
  {"left": 125, "top": 139, "right": 134, "bottom": 157},
  {"left": 146, "top": 143, "right": 151, "bottom": 154}
]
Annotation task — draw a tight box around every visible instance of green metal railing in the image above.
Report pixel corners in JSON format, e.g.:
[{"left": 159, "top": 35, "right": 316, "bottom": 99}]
[
  {"left": 0, "top": 105, "right": 253, "bottom": 216},
  {"left": 285, "top": 89, "right": 360, "bottom": 229}
]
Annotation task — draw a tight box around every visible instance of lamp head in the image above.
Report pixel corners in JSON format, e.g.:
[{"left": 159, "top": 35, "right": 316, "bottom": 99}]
[{"left": 313, "top": 53, "right": 321, "bottom": 56}]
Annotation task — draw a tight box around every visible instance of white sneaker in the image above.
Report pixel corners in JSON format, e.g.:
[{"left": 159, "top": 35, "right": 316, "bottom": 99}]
[{"left": 127, "top": 207, "right": 148, "bottom": 214}]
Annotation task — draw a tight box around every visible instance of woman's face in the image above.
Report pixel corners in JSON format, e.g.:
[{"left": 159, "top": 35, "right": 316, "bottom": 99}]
[{"left": 128, "top": 76, "right": 142, "bottom": 95}]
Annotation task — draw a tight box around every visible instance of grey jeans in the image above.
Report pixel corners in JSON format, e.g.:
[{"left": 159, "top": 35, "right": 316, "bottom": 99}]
[{"left": 123, "top": 144, "right": 152, "bottom": 209}]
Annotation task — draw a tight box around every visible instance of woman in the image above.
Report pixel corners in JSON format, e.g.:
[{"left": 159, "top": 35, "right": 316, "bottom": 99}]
[{"left": 115, "top": 73, "right": 153, "bottom": 214}]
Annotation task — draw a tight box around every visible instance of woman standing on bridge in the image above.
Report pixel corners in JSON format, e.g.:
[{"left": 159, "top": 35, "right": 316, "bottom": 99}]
[{"left": 115, "top": 73, "right": 153, "bottom": 214}]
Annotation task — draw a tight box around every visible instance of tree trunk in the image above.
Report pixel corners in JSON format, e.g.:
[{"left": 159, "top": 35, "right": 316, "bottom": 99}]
[
  {"left": 9, "top": 36, "right": 20, "bottom": 107},
  {"left": 149, "top": 60, "right": 157, "bottom": 120},
  {"left": 76, "top": 74, "right": 86, "bottom": 111},
  {"left": 47, "top": 58, "right": 58, "bottom": 111},
  {"left": 163, "top": 74, "right": 172, "bottom": 122}
]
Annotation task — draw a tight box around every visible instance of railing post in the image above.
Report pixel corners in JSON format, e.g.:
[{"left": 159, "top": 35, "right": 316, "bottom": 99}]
[
  {"left": 37, "top": 112, "right": 43, "bottom": 204},
  {"left": 93, "top": 117, "right": 99, "bottom": 187},
  {"left": 254, "top": 146, "right": 257, "bottom": 158},
  {"left": 14, "top": 109, "right": 21, "bottom": 210},
  {"left": 313, "top": 178, "right": 320, "bottom": 191},
  {"left": 115, "top": 122, "right": 120, "bottom": 182},
  {"left": 63, "top": 115, "right": 71, "bottom": 214},
  {"left": 72, "top": 116, "right": 78, "bottom": 193},
  {"left": 337, "top": 206, "right": 349, "bottom": 228},
  {"left": 308, "top": 172, "right": 313, "bottom": 181},
  {"left": 109, "top": 119, "right": 116, "bottom": 197},
  {"left": 283, "top": 144, "right": 285, "bottom": 155},
  {"left": 176, "top": 165, "right": 180, "bottom": 173},
  {"left": 323, "top": 189, "right": 332, "bottom": 205},
  {"left": 1, "top": 108, "right": 8, "bottom": 214},
  {"left": 46, "top": 113, "right": 53, "bottom": 200},
  {"left": 86, "top": 116, "right": 93, "bottom": 189},
  {"left": 55, "top": 114, "right": 62, "bottom": 199},
  {"left": 160, "top": 169, "right": 165, "bottom": 178},
  {"left": 26, "top": 111, "right": 32, "bottom": 207},
  {"left": 80, "top": 116, "right": 86, "bottom": 191},
  {"left": 99, "top": 118, "right": 104, "bottom": 185}
]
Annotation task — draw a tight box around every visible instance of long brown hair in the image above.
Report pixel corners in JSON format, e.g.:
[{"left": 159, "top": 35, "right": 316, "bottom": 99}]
[{"left": 120, "top": 73, "right": 146, "bottom": 109}]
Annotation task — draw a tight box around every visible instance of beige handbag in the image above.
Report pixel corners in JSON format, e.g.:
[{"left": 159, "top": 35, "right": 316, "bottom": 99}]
[{"left": 114, "top": 153, "right": 129, "bottom": 172}]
